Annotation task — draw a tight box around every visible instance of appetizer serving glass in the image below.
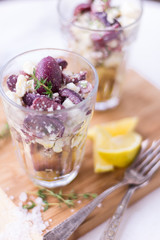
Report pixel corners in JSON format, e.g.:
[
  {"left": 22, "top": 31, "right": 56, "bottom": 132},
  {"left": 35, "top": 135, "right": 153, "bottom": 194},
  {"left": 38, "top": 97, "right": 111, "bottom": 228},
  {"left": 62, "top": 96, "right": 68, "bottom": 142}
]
[
  {"left": 0, "top": 48, "right": 98, "bottom": 188},
  {"left": 58, "top": 0, "right": 143, "bottom": 111}
]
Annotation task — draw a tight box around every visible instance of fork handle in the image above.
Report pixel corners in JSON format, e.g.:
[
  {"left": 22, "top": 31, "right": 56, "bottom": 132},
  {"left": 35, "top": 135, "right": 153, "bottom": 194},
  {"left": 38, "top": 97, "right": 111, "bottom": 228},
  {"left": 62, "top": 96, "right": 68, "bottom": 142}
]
[
  {"left": 100, "top": 186, "right": 137, "bottom": 240},
  {"left": 43, "top": 181, "right": 127, "bottom": 240}
]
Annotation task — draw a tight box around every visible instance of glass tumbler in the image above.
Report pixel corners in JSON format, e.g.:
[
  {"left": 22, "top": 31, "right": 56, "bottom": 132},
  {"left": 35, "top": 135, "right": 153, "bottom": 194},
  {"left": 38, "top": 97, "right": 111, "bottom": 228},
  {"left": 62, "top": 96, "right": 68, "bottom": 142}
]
[
  {"left": 0, "top": 48, "right": 98, "bottom": 188},
  {"left": 58, "top": 0, "right": 143, "bottom": 111}
]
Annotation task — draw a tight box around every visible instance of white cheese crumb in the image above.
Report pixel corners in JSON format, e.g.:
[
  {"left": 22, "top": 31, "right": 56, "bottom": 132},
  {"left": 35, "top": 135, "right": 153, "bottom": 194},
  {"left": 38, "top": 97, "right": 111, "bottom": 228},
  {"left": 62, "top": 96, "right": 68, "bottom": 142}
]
[
  {"left": 66, "top": 83, "right": 80, "bottom": 93},
  {"left": 52, "top": 92, "right": 59, "bottom": 97},
  {"left": 19, "top": 192, "right": 28, "bottom": 202},
  {"left": 23, "top": 61, "right": 35, "bottom": 75},
  {"left": 62, "top": 98, "right": 75, "bottom": 108},
  {"left": 26, "top": 80, "right": 35, "bottom": 92},
  {"left": 56, "top": 105, "right": 61, "bottom": 110},
  {"left": 79, "top": 80, "right": 88, "bottom": 89},
  {"left": 16, "top": 75, "right": 27, "bottom": 97},
  {"left": 6, "top": 90, "right": 22, "bottom": 105},
  {"left": 53, "top": 138, "right": 64, "bottom": 153}
]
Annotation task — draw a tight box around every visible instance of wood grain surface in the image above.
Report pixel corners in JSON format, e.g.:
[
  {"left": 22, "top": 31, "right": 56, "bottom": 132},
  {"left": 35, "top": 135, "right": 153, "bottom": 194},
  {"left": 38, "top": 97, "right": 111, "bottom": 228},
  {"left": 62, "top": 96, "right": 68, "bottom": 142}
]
[{"left": 0, "top": 70, "right": 160, "bottom": 239}]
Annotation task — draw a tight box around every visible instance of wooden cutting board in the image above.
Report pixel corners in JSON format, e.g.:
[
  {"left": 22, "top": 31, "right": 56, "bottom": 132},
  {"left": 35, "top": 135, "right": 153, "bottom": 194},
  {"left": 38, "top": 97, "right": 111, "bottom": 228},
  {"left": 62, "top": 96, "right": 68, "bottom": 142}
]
[{"left": 0, "top": 70, "right": 160, "bottom": 239}]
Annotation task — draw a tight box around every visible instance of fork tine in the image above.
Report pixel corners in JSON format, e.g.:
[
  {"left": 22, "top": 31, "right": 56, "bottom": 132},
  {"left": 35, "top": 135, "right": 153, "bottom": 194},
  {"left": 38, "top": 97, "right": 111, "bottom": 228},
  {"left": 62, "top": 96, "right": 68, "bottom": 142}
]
[
  {"left": 145, "top": 158, "right": 160, "bottom": 178},
  {"left": 128, "top": 139, "right": 149, "bottom": 169},
  {"left": 137, "top": 144, "right": 160, "bottom": 171},
  {"left": 141, "top": 152, "right": 160, "bottom": 175}
]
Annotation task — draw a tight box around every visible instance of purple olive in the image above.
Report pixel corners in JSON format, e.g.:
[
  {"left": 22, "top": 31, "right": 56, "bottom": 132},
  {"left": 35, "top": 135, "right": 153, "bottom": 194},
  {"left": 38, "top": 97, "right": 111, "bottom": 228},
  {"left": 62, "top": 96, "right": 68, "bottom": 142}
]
[
  {"left": 74, "top": 3, "right": 91, "bottom": 16},
  {"left": 94, "top": 12, "right": 111, "bottom": 27},
  {"left": 62, "top": 71, "right": 87, "bottom": 84},
  {"left": 31, "top": 96, "right": 64, "bottom": 111},
  {"left": 55, "top": 58, "right": 68, "bottom": 70},
  {"left": 91, "top": 20, "right": 121, "bottom": 49},
  {"left": 7, "top": 75, "right": 17, "bottom": 92},
  {"left": 23, "top": 115, "right": 65, "bottom": 138},
  {"left": 36, "top": 56, "right": 62, "bottom": 94},
  {"left": 23, "top": 93, "right": 38, "bottom": 106},
  {"left": 59, "top": 88, "right": 82, "bottom": 104}
]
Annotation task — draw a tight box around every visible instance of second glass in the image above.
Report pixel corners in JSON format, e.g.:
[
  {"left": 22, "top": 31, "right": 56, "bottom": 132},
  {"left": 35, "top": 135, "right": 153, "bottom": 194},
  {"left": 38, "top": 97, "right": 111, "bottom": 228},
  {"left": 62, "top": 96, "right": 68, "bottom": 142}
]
[{"left": 58, "top": 0, "right": 142, "bottom": 111}]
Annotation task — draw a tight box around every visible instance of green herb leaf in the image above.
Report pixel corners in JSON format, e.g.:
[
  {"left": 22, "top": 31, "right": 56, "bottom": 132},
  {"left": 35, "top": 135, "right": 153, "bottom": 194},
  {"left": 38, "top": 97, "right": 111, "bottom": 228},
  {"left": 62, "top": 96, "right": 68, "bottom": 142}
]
[
  {"left": 23, "top": 201, "right": 36, "bottom": 210},
  {"left": 37, "top": 189, "right": 46, "bottom": 200},
  {"left": 30, "top": 68, "right": 53, "bottom": 98},
  {"left": 43, "top": 200, "right": 49, "bottom": 211}
]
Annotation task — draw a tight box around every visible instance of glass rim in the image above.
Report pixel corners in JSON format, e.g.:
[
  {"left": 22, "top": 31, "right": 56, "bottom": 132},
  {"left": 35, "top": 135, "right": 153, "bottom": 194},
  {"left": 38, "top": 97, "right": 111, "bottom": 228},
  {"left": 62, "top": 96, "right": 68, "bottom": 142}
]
[
  {"left": 0, "top": 48, "right": 99, "bottom": 115},
  {"left": 57, "top": 0, "right": 143, "bottom": 32}
]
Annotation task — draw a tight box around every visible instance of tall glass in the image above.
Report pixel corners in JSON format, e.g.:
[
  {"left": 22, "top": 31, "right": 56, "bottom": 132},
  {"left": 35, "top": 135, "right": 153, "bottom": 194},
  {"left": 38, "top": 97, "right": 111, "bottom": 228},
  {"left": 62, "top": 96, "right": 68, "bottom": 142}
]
[
  {"left": 58, "top": 0, "right": 143, "bottom": 111},
  {"left": 0, "top": 49, "right": 98, "bottom": 188}
]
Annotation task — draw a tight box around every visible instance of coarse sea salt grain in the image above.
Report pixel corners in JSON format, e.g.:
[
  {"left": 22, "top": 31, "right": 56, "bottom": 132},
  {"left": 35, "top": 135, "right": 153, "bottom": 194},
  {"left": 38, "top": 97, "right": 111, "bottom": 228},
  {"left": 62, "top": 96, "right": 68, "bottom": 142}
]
[
  {"left": 19, "top": 192, "right": 28, "bottom": 202},
  {"left": 70, "top": 209, "right": 75, "bottom": 213},
  {"left": 97, "top": 203, "right": 102, "bottom": 208},
  {"left": 0, "top": 204, "right": 46, "bottom": 240},
  {"left": 10, "top": 195, "right": 14, "bottom": 200},
  {"left": 77, "top": 200, "right": 82, "bottom": 204}
]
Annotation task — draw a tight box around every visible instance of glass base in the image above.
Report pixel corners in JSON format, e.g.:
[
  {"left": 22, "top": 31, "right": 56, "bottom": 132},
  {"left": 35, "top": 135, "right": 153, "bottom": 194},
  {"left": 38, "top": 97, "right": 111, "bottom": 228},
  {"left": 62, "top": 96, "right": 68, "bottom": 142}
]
[
  {"left": 95, "top": 97, "right": 120, "bottom": 111},
  {"left": 31, "top": 170, "right": 79, "bottom": 188}
]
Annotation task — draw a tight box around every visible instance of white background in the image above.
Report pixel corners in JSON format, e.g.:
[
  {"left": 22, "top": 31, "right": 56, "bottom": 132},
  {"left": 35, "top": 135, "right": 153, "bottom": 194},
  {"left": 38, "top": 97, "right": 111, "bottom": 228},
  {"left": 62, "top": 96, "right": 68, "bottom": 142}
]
[{"left": 0, "top": 0, "right": 159, "bottom": 239}]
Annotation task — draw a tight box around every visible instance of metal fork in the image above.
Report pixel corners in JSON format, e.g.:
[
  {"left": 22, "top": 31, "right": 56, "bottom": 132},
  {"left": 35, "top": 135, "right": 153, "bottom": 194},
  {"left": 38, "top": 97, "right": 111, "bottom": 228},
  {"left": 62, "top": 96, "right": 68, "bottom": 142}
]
[
  {"left": 43, "top": 139, "right": 160, "bottom": 240},
  {"left": 100, "top": 142, "right": 160, "bottom": 240}
]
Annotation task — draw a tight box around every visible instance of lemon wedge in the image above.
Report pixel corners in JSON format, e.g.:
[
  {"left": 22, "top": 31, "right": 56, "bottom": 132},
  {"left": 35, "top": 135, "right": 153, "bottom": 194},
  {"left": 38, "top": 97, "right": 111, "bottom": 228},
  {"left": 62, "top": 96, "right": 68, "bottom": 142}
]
[
  {"left": 88, "top": 117, "right": 142, "bottom": 172},
  {"left": 88, "top": 117, "right": 138, "bottom": 139},
  {"left": 93, "top": 130, "right": 114, "bottom": 172},
  {"left": 97, "top": 130, "right": 142, "bottom": 167}
]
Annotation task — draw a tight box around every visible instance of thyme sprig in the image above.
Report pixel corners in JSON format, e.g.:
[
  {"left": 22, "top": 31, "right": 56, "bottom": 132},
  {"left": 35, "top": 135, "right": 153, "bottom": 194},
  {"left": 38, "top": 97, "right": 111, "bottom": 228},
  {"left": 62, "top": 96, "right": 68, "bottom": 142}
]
[
  {"left": 25, "top": 188, "right": 97, "bottom": 211},
  {"left": 31, "top": 69, "right": 53, "bottom": 98},
  {"left": 0, "top": 123, "right": 10, "bottom": 139}
]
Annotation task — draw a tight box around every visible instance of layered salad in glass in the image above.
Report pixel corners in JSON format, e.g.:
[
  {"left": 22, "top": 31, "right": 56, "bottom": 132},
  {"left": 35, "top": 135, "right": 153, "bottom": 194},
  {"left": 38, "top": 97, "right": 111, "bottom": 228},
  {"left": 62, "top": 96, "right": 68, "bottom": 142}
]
[
  {"left": 58, "top": 0, "right": 142, "bottom": 110},
  {"left": 0, "top": 49, "right": 98, "bottom": 188}
]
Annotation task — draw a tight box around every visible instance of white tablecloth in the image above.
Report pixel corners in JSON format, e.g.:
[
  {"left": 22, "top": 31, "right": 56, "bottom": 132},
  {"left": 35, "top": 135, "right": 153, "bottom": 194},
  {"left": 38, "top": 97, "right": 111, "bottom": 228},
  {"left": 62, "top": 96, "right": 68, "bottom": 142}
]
[{"left": 0, "top": 1, "right": 159, "bottom": 239}]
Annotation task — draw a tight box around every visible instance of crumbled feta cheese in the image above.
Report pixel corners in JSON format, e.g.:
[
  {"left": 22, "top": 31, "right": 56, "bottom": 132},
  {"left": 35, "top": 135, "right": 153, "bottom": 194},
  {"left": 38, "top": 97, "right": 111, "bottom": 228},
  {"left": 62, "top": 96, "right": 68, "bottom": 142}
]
[
  {"left": 66, "top": 83, "right": 80, "bottom": 93},
  {"left": 52, "top": 92, "right": 59, "bottom": 97},
  {"left": 16, "top": 75, "right": 27, "bottom": 97},
  {"left": 62, "top": 98, "right": 75, "bottom": 108},
  {"left": 26, "top": 79, "right": 35, "bottom": 92},
  {"left": 23, "top": 61, "right": 35, "bottom": 75},
  {"left": 79, "top": 80, "right": 88, "bottom": 89},
  {"left": 19, "top": 192, "right": 28, "bottom": 202},
  {"left": 107, "top": 40, "right": 118, "bottom": 48},
  {"left": 107, "top": 8, "right": 120, "bottom": 24},
  {"left": 91, "top": 0, "right": 105, "bottom": 13},
  {"left": 6, "top": 91, "right": 22, "bottom": 105},
  {"left": 53, "top": 138, "right": 64, "bottom": 153}
]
